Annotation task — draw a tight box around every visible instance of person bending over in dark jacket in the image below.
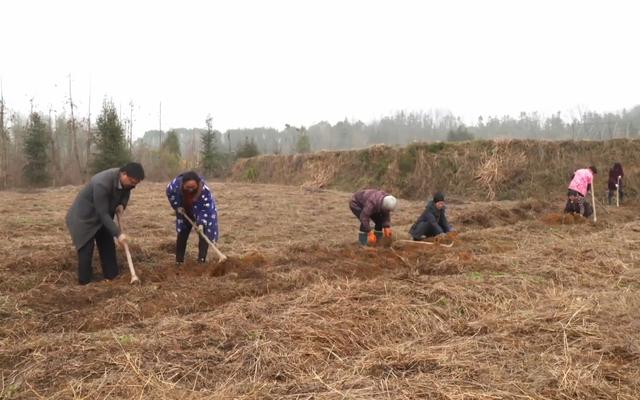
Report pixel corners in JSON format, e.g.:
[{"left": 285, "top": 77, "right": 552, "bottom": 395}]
[
  {"left": 66, "top": 162, "right": 145, "bottom": 284},
  {"left": 409, "top": 192, "right": 452, "bottom": 241}
]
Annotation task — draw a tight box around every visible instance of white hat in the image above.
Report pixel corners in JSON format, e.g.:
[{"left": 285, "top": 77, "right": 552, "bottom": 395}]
[{"left": 382, "top": 195, "right": 397, "bottom": 211}]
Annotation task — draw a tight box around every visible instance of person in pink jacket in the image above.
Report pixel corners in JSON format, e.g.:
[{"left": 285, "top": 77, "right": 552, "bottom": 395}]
[{"left": 565, "top": 166, "right": 597, "bottom": 217}]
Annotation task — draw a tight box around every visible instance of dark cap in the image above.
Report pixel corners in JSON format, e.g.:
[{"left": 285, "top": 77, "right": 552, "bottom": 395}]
[{"left": 433, "top": 192, "right": 445, "bottom": 203}]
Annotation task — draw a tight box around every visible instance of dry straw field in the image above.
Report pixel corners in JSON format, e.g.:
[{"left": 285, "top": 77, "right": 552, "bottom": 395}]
[{"left": 1, "top": 180, "right": 639, "bottom": 399}]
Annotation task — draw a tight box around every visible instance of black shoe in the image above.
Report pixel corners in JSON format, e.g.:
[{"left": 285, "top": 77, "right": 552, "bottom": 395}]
[{"left": 197, "top": 258, "right": 206, "bottom": 264}]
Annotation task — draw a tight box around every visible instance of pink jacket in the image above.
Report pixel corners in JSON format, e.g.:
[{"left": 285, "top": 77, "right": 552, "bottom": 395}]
[{"left": 568, "top": 168, "right": 594, "bottom": 196}]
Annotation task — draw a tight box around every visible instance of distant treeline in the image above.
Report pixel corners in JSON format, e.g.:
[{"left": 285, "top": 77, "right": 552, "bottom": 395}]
[
  {"left": 1, "top": 95, "right": 639, "bottom": 189},
  {"left": 137, "top": 106, "right": 640, "bottom": 157}
]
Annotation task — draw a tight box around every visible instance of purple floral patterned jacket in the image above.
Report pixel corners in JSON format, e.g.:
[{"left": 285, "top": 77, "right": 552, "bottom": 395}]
[{"left": 166, "top": 175, "right": 219, "bottom": 242}]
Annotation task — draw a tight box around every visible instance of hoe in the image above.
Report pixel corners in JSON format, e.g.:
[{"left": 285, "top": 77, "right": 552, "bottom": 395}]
[
  {"left": 178, "top": 209, "right": 228, "bottom": 263},
  {"left": 395, "top": 232, "right": 457, "bottom": 248},
  {"left": 115, "top": 210, "right": 140, "bottom": 284}
]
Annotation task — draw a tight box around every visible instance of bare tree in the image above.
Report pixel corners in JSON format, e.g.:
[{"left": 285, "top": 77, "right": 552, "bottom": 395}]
[
  {"left": 625, "top": 122, "right": 631, "bottom": 139},
  {"left": 0, "top": 81, "right": 8, "bottom": 189},
  {"left": 159, "top": 101, "right": 163, "bottom": 144},
  {"left": 189, "top": 130, "right": 198, "bottom": 168},
  {"left": 48, "top": 106, "right": 61, "bottom": 185},
  {"left": 128, "top": 101, "right": 134, "bottom": 150},
  {"left": 68, "top": 75, "right": 84, "bottom": 179},
  {"left": 85, "top": 81, "right": 92, "bottom": 174}
]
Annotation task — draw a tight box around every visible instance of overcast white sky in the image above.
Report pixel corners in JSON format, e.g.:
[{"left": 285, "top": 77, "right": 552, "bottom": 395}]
[{"left": 1, "top": 0, "right": 639, "bottom": 138}]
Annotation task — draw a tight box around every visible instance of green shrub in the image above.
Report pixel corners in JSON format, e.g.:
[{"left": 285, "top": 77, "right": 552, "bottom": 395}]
[
  {"left": 447, "top": 126, "right": 474, "bottom": 142},
  {"left": 244, "top": 166, "right": 258, "bottom": 182},
  {"left": 427, "top": 142, "right": 447, "bottom": 153},
  {"left": 398, "top": 144, "right": 420, "bottom": 175},
  {"left": 358, "top": 150, "right": 370, "bottom": 164}
]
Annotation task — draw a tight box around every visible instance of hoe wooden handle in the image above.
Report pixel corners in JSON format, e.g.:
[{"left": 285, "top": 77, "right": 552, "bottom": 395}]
[
  {"left": 590, "top": 182, "right": 597, "bottom": 222},
  {"left": 178, "top": 209, "right": 228, "bottom": 263},
  {"left": 116, "top": 212, "right": 140, "bottom": 284},
  {"left": 394, "top": 239, "right": 454, "bottom": 248}
]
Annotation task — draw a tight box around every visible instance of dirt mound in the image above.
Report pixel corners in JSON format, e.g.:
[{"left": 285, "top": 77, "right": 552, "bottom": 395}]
[
  {"left": 230, "top": 139, "right": 640, "bottom": 201},
  {"left": 210, "top": 252, "right": 268, "bottom": 278},
  {"left": 457, "top": 199, "right": 549, "bottom": 228},
  {"left": 542, "top": 212, "right": 589, "bottom": 225}
]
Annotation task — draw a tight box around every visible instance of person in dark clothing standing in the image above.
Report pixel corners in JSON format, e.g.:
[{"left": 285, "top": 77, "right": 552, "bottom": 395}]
[
  {"left": 349, "top": 189, "right": 397, "bottom": 246},
  {"left": 166, "top": 171, "right": 219, "bottom": 265},
  {"left": 607, "top": 162, "right": 624, "bottom": 205},
  {"left": 66, "top": 162, "right": 145, "bottom": 284},
  {"left": 409, "top": 192, "right": 452, "bottom": 240}
]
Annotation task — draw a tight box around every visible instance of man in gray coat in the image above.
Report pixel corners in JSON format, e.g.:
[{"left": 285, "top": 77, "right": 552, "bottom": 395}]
[{"left": 66, "top": 162, "right": 145, "bottom": 284}]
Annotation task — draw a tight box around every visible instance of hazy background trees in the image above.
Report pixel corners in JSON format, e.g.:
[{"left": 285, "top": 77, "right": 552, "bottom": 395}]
[
  {"left": 23, "top": 112, "right": 50, "bottom": 186},
  {"left": 158, "top": 130, "right": 182, "bottom": 180},
  {"left": 236, "top": 137, "right": 260, "bottom": 158},
  {"left": 0, "top": 93, "right": 9, "bottom": 189},
  {"left": 200, "top": 116, "right": 220, "bottom": 177},
  {"left": 91, "top": 101, "right": 130, "bottom": 174},
  {"left": 135, "top": 107, "right": 638, "bottom": 158},
  {"left": 0, "top": 89, "right": 639, "bottom": 189}
]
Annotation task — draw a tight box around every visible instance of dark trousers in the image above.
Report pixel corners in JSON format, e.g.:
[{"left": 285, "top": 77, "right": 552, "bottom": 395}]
[
  {"left": 176, "top": 220, "right": 208, "bottom": 262},
  {"left": 77, "top": 226, "right": 119, "bottom": 285},
  {"left": 608, "top": 188, "right": 624, "bottom": 205},
  {"left": 350, "top": 204, "right": 384, "bottom": 232},
  {"left": 409, "top": 221, "right": 445, "bottom": 240},
  {"left": 565, "top": 189, "right": 592, "bottom": 217}
]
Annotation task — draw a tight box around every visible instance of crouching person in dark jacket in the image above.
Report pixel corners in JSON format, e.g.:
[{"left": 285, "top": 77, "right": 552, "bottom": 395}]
[
  {"left": 409, "top": 192, "right": 452, "bottom": 240},
  {"left": 66, "top": 162, "right": 145, "bottom": 284},
  {"left": 349, "top": 189, "right": 397, "bottom": 246}
]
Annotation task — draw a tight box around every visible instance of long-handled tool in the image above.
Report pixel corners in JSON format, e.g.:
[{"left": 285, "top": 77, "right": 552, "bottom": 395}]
[
  {"left": 616, "top": 176, "right": 621, "bottom": 207},
  {"left": 115, "top": 211, "right": 140, "bottom": 284},
  {"left": 590, "top": 181, "right": 597, "bottom": 223},
  {"left": 395, "top": 239, "right": 454, "bottom": 248},
  {"left": 178, "top": 209, "right": 227, "bottom": 263}
]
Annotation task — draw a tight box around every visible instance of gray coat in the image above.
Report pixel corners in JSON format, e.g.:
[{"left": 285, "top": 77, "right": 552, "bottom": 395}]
[{"left": 66, "top": 168, "right": 131, "bottom": 250}]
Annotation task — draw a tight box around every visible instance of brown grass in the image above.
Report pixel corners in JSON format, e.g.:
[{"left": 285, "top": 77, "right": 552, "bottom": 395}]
[
  {"left": 230, "top": 139, "right": 640, "bottom": 202},
  {"left": 0, "top": 182, "right": 639, "bottom": 399},
  {"left": 473, "top": 139, "right": 528, "bottom": 200}
]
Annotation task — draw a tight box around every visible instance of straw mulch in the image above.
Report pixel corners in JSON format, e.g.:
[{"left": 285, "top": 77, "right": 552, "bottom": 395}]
[{"left": 0, "top": 182, "right": 639, "bottom": 399}]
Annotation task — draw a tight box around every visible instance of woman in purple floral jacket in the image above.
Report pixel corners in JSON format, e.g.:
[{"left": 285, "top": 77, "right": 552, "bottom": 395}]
[{"left": 166, "top": 171, "right": 219, "bottom": 265}]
